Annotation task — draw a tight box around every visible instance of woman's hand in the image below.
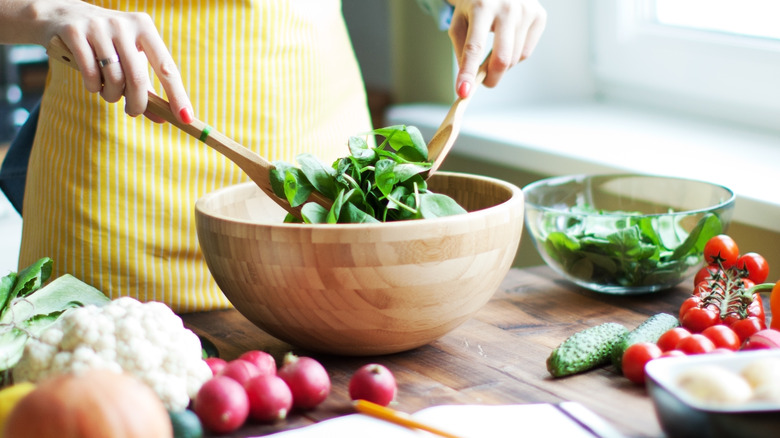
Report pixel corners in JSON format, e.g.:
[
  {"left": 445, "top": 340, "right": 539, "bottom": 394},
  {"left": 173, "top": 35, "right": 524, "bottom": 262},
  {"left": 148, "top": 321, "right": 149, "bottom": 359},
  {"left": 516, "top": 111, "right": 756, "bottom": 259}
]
[
  {"left": 447, "top": 0, "right": 547, "bottom": 98},
  {"left": 33, "top": 1, "right": 193, "bottom": 123}
]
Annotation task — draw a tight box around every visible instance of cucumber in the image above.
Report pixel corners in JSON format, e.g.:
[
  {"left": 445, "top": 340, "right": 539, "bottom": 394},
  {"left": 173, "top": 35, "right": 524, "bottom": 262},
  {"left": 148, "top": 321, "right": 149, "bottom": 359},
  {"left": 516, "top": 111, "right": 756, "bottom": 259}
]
[
  {"left": 547, "top": 322, "right": 628, "bottom": 378},
  {"left": 610, "top": 312, "right": 679, "bottom": 372}
]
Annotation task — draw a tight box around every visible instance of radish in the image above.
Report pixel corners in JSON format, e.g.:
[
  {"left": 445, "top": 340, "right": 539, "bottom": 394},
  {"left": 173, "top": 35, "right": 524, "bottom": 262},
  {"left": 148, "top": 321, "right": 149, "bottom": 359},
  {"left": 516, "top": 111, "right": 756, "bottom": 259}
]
[
  {"left": 277, "top": 352, "right": 330, "bottom": 410},
  {"left": 218, "top": 359, "right": 261, "bottom": 386},
  {"left": 244, "top": 374, "right": 293, "bottom": 423},
  {"left": 239, "top": 350, "right": 277, "bottom": 376},
  {"left": 204, "top": 357, "right": 228, "bottom": 376},
  {"left": 193, "top": 376, "right": 249, "bottom": 434},
  {"left": 742, "top": 329, "right": 780, "bottom": 350},
  {"left": 349, "top": 363, "right": 397, "bottom": 407}
]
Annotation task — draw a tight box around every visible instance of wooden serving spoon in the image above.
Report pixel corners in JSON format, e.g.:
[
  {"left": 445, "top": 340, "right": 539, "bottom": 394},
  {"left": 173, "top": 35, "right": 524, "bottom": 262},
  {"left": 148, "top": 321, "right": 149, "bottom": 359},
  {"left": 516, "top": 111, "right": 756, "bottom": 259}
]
[
  {"left": 45, "top": 37, "right": 329, "bottom": 220},
  {"left": 425, "top": 54, "right": 490, "bottom": 178}
]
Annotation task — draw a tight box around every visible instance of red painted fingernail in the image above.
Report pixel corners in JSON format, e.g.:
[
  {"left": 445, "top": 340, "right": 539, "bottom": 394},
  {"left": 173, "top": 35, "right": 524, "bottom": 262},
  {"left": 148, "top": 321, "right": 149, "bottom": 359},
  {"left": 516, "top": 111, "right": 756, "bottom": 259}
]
[
  {"left": 458, "top": 81, "right": 471, "bottom": 99},
  {"left": 179, "top": 107, "right": 194, "bottom": 124}
]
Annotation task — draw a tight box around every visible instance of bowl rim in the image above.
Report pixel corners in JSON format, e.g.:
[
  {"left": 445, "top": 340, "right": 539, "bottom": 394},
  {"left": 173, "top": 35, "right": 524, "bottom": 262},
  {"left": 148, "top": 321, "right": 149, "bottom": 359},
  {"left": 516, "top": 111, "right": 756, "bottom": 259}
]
[
  {"left": 522, "top": 173, "right": 735, "bottom": 218},
  {"left": 195, "top": 170, "right": 524, "bottom": 229}
]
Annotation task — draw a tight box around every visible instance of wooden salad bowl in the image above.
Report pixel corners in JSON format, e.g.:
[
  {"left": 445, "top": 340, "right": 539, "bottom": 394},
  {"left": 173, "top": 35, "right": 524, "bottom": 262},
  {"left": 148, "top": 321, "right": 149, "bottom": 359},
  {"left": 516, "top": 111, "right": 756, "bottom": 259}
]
[{"left": 194, "top": 172, "right": 524, "bottom": 355}]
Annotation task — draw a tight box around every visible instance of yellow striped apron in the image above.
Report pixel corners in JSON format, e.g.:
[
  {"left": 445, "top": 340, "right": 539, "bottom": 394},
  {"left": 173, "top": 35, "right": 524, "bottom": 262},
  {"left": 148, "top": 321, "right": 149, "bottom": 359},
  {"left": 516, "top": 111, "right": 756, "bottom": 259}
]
[{"left": 19, "top": 0, "right": 371, "bottom": 312}]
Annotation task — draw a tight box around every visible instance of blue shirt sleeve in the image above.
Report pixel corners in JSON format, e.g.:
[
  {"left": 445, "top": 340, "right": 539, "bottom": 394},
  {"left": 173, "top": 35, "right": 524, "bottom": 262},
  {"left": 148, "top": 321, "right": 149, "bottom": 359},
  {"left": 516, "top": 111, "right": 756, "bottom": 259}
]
[{"left": 415, "top": 0, "right": 454, "bottom": 31}]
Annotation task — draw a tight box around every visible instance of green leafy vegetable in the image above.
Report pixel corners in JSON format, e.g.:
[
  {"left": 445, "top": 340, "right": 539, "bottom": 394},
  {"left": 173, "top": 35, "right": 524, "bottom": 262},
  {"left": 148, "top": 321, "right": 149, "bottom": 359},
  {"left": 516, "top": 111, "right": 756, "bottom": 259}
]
[
  {"left": 270, "top": 125, "right": 467, "bottom": 223},
  {"left": 0, "top": 258, "right": 110, "bottom": 375},
  {"left": 536, "top": 205, "right": 724, "bottom": 288},
  {"left": 199, "top": 334, "right": 220, "bottom": 359}
]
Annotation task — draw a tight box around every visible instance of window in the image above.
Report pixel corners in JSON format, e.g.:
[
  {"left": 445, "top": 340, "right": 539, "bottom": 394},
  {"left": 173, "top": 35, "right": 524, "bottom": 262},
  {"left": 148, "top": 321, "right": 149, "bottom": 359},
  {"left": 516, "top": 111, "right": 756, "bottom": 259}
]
[
  {"left": 591, "top": 0, "right": 780, "bottom": 132},
  {"left": 655, "top": 0, "right": 780, "bottom": 40}
]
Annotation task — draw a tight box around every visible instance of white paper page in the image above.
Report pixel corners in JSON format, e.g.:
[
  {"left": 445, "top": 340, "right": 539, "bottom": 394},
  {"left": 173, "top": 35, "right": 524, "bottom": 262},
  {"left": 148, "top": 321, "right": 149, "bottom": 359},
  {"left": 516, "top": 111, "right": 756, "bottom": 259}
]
[
  {"left": 259, "top": 403, "right": 597, "bottom": 438},
  {"left": 261, "top": 413, "right": 418, "bottom": 437},
  {"left": 412, "top": 404, "right": 595, "bottom": 438}
]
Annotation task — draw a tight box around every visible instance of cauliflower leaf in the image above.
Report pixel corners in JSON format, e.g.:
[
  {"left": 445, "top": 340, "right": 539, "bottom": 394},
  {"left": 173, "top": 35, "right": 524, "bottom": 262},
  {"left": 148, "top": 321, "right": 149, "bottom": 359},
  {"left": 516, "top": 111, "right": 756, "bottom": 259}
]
[{"left": 0, "top": 260, "right": 110, "bottom": 373}]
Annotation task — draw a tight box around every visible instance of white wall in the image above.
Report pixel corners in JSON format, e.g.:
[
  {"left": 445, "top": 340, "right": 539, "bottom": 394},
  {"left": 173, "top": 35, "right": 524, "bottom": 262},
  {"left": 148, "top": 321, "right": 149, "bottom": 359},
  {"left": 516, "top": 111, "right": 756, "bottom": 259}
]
[
  {"left": 469, "top": 0, "right": 597, "bottom": 111},
  {"left": 343, "top": 0, "right": 597, "bottom": 109}
]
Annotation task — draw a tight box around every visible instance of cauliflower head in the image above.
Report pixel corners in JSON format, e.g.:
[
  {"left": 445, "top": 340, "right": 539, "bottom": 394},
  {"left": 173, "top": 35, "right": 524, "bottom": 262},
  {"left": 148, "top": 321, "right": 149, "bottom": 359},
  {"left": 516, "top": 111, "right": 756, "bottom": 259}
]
[{"left": 14, "top": 296, "right": 212, "bottom": 411}]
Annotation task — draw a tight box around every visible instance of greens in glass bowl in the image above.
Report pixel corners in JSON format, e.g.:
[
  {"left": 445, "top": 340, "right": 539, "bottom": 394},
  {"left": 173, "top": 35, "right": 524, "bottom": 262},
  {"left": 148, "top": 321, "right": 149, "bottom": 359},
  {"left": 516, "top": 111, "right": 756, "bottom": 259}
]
[{"left": 523, "top": 174, "right": 735, "bottom": 294}]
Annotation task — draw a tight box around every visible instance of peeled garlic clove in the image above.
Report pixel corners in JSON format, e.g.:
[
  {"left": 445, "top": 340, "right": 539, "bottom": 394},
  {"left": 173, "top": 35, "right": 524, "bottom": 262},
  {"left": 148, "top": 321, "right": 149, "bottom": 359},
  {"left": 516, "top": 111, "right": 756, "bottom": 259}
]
[
  {"left": 676, "top": 365, "right": 753, "bottom": 405},
  {"left": 741, "top": 358, "right": 780, "bottom": 388},
  {"left": 741, "top": 358, "right": 780, "bottom": 403}
]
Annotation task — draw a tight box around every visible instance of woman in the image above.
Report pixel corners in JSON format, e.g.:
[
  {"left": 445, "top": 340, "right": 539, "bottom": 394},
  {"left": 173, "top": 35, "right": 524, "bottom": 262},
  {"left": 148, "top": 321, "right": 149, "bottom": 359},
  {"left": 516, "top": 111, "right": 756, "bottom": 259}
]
[{"left": 0, "top": 0, "right": 546, "bottom": 312}]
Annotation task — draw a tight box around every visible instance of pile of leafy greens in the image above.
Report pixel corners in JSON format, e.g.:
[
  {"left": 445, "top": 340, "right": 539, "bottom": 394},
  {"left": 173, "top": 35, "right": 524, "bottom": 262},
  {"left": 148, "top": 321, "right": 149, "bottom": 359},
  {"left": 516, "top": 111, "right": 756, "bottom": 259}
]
[
  {"left": 0, "top": 258, "right": 109, "bottom": 381},
  {"left": 538, "top": 205, "right": 724, "bottom": 288},
  {"left": 270, "top": 125, "right": 466, "bottom": 224}
]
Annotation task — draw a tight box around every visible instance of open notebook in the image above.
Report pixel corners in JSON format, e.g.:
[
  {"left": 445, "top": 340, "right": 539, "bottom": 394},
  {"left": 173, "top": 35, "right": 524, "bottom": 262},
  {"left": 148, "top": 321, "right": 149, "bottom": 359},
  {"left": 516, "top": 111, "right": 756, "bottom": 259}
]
[{"left": 261, "top": 402, "right": 624, "bottom": 438}]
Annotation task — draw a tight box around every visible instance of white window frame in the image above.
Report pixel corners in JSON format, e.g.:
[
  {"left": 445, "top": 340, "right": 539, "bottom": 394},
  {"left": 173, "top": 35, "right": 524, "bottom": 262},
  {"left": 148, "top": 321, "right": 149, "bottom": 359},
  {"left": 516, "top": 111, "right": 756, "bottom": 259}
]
[{"left": 591, "top": 0, "right": 780, "bottom": 132}]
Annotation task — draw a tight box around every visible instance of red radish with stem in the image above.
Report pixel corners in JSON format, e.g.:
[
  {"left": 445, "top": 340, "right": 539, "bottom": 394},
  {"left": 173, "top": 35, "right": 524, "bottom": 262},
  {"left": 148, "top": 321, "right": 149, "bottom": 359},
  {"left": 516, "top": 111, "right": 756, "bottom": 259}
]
[
  {"left": 244, "top": 374, "right": 294, "bottom": 423},
  {"left": 204, "top": 357, "right": 228, "bottom": 376},
  {"left": 218, "top": 359, "right": 261, "bottom": 386},
  {"left": 193, "top": 376, "right": 249, "bottom": 434},
  {"left": 239, "top": 350, "right": 277, "bottom": 376},
  {"left": 349, "top": 363, "right": 397, "bottom": 406},
  {"left": 277, "top": 352, "right": 330, "bottom": 410}
]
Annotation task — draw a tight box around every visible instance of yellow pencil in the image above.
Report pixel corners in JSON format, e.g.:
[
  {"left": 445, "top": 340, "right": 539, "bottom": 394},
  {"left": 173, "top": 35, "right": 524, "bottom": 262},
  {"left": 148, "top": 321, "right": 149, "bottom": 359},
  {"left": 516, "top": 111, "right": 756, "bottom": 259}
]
[{"left": 353, "top": 399, "right": 465, "bottom": 438}]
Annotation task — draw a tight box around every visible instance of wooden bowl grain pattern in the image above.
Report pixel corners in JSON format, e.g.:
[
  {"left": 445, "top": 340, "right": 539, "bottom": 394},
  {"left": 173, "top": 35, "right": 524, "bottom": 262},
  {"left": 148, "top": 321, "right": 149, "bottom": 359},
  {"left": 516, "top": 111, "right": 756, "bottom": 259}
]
[{"left": 195, "top": 172, "right": 524, "bottom": 355}]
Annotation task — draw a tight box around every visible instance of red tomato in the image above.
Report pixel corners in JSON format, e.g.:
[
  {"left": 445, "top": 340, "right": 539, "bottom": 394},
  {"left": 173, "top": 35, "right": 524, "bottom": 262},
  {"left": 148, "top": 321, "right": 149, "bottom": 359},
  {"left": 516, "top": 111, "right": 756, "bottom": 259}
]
[
  {"left": 748, "top": 296, "right": 765, "bottom": 322},
  {"left": 693, "top": 281, "right": 712, "bottom": 297},
  {"left": 656, "top": 327, "right": 691, "bottom": 352},
  {"left": 693, "top": 266, "right": 723, "bottom": 287},
  {"left": 739, "top": 278, "right": 756, "bottom": 291},
  {"left": 621, "top": 342, "right": 662, "bottom": 385},
  {"left": 722, "top": 312, "right": 740, "bottom": 328},
  {"left": 731, "top": 317, "right": 765, "bottom": 343},
  {"left": 675, "top": 334, "right": 716, "bottom": 355},
  {"left": 703, "top": 235, "right": 739, "bottom": 269},
  {"left": 701, "top": 325, "right": 741, "bottom": 351},
  {"left": 681, "top": 307, "right": 719, "bottom": 333},
  {"left": 659, "top": 350, "right": 686, "bottom": 358},
  {"left": 735, "top": 252, "right": 769, "bottom": 284},
  {"left": 679, "top": 296, "right": 702, "bottom": 321}
]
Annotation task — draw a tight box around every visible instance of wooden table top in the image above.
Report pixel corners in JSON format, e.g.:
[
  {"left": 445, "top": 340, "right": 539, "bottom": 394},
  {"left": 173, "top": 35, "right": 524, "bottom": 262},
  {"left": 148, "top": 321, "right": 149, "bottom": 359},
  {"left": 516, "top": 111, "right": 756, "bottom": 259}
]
[{"left": 181, "top": 265, "right": 707, "bottom": 438}]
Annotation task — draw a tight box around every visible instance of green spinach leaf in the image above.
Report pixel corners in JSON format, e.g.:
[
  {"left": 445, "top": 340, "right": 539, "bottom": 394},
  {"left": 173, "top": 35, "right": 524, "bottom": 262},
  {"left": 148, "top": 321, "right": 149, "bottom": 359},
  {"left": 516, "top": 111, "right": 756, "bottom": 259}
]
[
  {"left": 272, "top": 125, "right": 466, "bottom": 224},
  {"left": 539, "top": 208, "right": 724, "bottom": 288}
]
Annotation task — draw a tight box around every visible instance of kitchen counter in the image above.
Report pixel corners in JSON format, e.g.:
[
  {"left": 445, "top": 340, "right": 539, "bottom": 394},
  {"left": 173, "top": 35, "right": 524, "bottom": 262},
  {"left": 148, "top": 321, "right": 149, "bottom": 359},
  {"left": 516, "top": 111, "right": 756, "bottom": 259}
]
[{"left": 182, "top": 265, "right": 714, "bottom": 438}]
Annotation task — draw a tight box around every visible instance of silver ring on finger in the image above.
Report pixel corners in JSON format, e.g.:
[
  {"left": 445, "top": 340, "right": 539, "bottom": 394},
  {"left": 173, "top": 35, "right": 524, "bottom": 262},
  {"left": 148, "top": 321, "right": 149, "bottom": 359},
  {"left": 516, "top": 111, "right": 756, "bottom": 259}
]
[{"left": 97, "top": 54, "right": 120, "bottom": 68}]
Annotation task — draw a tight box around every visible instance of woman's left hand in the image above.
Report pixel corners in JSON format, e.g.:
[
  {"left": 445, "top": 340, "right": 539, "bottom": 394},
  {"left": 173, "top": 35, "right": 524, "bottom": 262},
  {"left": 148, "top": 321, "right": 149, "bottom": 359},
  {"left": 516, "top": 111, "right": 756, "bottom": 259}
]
[{"left": 447, "top": 0, "right": 547, "bottom": 98}]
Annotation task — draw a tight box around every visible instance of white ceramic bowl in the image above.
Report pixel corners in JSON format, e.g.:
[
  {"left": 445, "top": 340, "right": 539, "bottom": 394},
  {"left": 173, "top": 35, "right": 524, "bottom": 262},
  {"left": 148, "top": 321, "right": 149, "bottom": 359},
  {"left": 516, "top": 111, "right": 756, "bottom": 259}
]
[{"left": 646, "top": 350, "right": 780, "bottom": 438}]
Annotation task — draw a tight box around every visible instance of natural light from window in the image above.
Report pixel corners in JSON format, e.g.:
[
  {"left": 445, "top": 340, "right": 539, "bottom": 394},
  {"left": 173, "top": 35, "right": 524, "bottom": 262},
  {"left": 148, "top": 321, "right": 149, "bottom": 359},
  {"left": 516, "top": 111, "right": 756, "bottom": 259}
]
[{"left": 654, "top": 0, "right": 780, "bottom": 40}]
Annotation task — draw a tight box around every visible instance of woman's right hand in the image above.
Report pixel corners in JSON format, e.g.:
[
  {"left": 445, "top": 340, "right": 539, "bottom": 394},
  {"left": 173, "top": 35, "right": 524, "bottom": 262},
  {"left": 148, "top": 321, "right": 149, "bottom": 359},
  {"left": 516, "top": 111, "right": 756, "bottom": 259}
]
[
  {"left": 446, "top": 0, "right": 547, "bottom": 99},
  {"left": 24, "top": 1, "right": 193, "bottom": 123}
]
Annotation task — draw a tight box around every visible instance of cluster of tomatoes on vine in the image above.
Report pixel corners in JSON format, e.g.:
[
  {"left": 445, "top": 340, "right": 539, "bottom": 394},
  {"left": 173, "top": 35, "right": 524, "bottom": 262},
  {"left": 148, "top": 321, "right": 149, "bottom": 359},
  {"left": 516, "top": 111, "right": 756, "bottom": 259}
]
[
  {"left": 679, "top": 234, "right": 771, "bottom": 341},
  {"left": 657, "top": 234, "right": 777, "bottom": 362},
  {"left": 620, "top": 234, "right": 779, "bottom": 385}
]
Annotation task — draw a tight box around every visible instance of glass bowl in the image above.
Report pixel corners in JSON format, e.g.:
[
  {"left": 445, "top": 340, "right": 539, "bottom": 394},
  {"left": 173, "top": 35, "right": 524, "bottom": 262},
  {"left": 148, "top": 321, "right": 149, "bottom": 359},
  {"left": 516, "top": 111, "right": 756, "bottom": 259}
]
[{"left": 523, "top": 174, "right": 735, "bottom": 294}]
